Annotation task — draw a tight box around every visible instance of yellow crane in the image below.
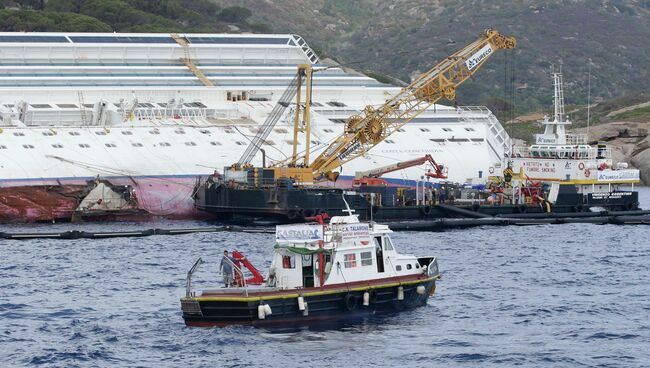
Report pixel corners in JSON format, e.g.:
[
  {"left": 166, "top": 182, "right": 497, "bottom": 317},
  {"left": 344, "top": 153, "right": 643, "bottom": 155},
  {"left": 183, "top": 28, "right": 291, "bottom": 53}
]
[
  {"left": 269, "top": 28, "right": 515, "bottom": 184},
  {"left": 309, "top": 28, "right": 515, "bottom": 182}
]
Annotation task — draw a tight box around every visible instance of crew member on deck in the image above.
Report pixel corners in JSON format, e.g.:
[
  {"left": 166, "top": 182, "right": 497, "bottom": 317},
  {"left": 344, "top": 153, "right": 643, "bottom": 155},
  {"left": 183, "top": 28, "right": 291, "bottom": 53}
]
[{"left": 220, "top": 250, "right": 237, "bottom": 287}]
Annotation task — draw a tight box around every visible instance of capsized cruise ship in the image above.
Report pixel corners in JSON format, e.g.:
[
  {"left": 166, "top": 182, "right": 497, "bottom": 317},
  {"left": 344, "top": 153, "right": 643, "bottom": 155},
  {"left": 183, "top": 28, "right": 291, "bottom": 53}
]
[{"left": 0, "top": 32, "right": 511, "bottom": 222}]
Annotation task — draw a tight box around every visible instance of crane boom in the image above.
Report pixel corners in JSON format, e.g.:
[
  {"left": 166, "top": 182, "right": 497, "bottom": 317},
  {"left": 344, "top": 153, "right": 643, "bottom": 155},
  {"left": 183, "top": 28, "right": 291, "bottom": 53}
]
[
  {"left": 308, "top": 29, "right": 516, "bottom": 181},
  {"left": 354, "top": 154, "right": 447, "bottom": 179}
]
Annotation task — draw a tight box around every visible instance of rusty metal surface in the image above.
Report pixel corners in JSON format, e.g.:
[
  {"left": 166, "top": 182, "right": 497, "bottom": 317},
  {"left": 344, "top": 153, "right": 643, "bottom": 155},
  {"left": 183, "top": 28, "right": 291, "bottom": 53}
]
[{"left": 0, "top": 185, "right": 85, "bottom": 222}]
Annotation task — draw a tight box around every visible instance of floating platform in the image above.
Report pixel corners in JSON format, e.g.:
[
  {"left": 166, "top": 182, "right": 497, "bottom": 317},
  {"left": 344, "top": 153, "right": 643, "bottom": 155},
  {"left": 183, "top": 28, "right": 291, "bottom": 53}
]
[
  {"left": 1, "top": 210, "right": 650, "bottom": 240},
  {"left": 385, "top": 213, "right": 650, "bottom": 231}
]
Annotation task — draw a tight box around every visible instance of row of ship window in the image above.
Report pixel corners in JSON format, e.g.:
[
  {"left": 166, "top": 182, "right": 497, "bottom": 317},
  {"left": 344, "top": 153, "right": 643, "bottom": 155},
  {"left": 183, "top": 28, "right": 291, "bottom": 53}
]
[
  {"left": 6, "top": 102, "right": 210, "bottom": 109},
  {"left": 382, "top": 138, "right": 484, "bottom": 144},
  {"left": 4, "top": 137, "right": 481, "bottom": 149},
  {"left": 0, "top": 141, "right": 238, "bottom": 150},
  {"left": 17, "top": 101, "right": 351, "bottom": 110},
  {"left": 12, "top": 129, "right": 211, "bottom": 137},
  {"left": 13, "top": 126, "right": 471, "bottom": 138},
  {"left": 11, "top": 127, "right": 336, "bottom": 137},
  {"left": 8, "top": 126, "right": 478, "bottom": 145},
  {"left": 418, "top": 127, "right": 474, "bottom": 132}
]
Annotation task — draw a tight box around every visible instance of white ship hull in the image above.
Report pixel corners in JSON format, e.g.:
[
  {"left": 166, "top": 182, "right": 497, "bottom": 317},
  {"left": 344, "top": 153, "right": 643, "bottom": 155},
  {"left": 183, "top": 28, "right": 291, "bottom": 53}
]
[{"left": 0, "top": 32, "right": 510, "bottom": 222}]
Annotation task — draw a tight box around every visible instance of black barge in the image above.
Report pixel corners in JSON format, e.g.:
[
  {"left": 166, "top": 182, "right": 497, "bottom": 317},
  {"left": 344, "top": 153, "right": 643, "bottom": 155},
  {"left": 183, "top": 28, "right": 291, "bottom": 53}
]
[{"left": 194, "top": 174, "right": 640, "bottom": 224}]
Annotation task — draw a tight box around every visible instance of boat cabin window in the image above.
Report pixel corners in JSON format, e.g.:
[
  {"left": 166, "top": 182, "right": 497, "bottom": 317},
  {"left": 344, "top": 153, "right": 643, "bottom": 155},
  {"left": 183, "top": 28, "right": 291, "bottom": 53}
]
[
  {"left": 383, "top": 236, "right": 394, "bottom": 251},
  {"left": 360, "top": 251, "right": 373, "bottom": 266},
  {"left": 344, "top": 254, "right": 357, "bottom": 268},
  {"left": 282, "top": 255, "right": 295, "bottom": 269},
  {"left": 407, "top": 264, "right": 412, "bottom": 270},
  {"left": 396, "top": 265, "right": 402, "bottom": 271}
]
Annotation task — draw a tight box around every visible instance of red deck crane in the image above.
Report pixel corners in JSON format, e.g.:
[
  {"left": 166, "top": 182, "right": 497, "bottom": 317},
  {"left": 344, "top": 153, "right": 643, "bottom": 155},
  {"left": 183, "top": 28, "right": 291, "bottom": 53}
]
[{"left": 352, "top": 154, "right": 447, "bottom": 186}]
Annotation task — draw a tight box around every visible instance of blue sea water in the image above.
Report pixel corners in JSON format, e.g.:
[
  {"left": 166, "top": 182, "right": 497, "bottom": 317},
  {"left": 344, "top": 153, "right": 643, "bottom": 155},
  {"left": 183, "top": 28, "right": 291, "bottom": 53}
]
[{"left": 1, "top": 188, "right": 650, "bottom": 367}]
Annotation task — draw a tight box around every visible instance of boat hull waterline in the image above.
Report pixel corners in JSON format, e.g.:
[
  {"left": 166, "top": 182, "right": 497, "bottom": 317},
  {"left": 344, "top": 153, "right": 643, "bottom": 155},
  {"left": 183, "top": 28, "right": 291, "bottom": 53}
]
[{"left": 181, "top": 274, "right": 438, "bottom": 327}]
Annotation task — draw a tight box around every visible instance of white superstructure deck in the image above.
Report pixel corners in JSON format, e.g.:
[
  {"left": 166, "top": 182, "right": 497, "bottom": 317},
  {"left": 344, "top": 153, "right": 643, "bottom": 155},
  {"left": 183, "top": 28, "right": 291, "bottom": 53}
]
[{"left": 0, "top": 32, "right": 511, "bottom": 184}]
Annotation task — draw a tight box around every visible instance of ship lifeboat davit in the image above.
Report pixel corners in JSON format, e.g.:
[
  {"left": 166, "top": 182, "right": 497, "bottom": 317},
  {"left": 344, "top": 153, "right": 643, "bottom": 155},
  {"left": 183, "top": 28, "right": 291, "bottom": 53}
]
[{"left": 232, "top": 250, "right": 265, "bottom": 286}]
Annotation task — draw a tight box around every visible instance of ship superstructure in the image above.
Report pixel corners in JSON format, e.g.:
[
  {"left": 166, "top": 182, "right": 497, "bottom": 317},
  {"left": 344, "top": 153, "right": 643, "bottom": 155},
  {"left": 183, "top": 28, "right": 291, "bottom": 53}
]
[
  {"left": 0, "top": 32, "right": 511, "bottom": 221},
  {"left": 506, "top": 73, "right": 640, "bottom": 209}
]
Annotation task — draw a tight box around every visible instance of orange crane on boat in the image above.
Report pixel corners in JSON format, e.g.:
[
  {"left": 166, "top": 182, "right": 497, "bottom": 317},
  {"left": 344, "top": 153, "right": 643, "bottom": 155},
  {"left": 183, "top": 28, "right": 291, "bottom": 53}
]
[{"left": 352, "top": 154, "right": 447, "bottom": 187}]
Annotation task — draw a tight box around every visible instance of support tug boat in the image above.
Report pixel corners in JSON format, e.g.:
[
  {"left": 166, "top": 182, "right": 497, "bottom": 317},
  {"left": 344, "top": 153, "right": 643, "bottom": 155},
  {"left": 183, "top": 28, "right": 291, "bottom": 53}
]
[{"left": 180, "top": 213, "right": 440, "bottom": 327}]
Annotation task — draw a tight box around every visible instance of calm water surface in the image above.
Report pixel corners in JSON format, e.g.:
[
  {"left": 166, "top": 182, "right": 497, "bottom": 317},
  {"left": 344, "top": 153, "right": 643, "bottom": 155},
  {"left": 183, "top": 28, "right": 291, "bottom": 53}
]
[{"left": 2, "top": 188, "right": 650, "bottom": 367}]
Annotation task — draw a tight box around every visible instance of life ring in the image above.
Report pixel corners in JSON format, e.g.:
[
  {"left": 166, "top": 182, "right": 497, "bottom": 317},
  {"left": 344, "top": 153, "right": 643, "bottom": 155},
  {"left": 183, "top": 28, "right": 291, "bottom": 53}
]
[
  {"left": 344, "top": 293, "right": 358, "bottom": 311},
  {"left": 488, "top": 166, "right": 495, "bottom": 174},
  {"left": 286, "top": 209, "right": 300, "bottom": 220},
  {"left": 578, "top": 162, "right": 585, "bottom": 170},
  {"left": 420, "top": 205, "right": 432, "bottom": 215},
  {"left": 584, "top": 169, "right": 591, "bottom": 178},
  {"left": 471, "top": 203, "right": 481, "bottom": 212},
  {"left": 517, "top": 204, "right": 528, "bottom": 214}
]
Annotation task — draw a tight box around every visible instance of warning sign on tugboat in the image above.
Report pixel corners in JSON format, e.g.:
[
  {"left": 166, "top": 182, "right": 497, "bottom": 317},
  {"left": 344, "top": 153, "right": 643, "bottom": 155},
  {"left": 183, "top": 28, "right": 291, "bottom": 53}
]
[
  {"left": 275, "top": 224, "right": 323, "bottom": 243},
  {"left": 341, "top": 223, "right": 370, "bottom": 245}
]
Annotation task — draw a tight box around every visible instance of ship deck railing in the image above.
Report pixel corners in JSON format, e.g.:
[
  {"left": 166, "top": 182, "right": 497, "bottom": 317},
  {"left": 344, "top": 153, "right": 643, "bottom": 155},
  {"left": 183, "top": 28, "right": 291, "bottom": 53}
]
[{"left": 510, "top": 145, "right": 612, "bottom": 160}]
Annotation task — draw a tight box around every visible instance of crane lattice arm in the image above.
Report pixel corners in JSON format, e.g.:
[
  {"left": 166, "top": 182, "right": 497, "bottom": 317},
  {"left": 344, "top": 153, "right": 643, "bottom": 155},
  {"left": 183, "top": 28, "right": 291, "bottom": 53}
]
[
  {"left": 236, "top": 64, "right": 311, "bottom": 168},
  {"left": 308, "top": 29, "right": 516, "bottom": 181}
]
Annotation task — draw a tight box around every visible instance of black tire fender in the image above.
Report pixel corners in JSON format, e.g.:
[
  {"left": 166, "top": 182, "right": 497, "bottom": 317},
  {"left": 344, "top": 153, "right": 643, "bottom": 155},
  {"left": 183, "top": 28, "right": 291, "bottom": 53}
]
[
  {"left": 421, "top": 205, "right": 432, "bottom": 215},
  {"left": 368, "top": 289, "right": 379, "bottom": 304},
  {"left": 344, "top": 293, "right": 358, "bottom": 311}
]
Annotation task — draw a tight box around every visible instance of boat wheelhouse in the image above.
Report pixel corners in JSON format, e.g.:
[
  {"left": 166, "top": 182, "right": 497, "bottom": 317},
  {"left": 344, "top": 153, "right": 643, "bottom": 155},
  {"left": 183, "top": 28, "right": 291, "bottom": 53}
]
[{"left": 180, "top": 214, "right": 440, "bottom": 327}]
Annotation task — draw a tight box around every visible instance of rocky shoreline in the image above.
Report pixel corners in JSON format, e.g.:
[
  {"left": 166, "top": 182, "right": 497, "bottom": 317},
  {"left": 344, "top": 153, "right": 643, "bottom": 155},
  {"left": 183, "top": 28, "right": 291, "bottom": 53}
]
[{"left": 573, "top": 121, "right": 649, "bottom": 185}]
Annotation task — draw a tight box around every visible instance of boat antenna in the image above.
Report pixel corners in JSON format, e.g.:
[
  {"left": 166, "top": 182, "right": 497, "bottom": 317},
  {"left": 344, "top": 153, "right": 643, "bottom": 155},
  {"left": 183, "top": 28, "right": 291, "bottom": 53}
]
[
  {"left": 587, "top": 58, "right": 592, "bottom": 141},
  {"left": 369, "top": 193, "right": 375, "bottom": 224},
  {"left": 341, "top": 192, "right": 355, "bottom": 216}
]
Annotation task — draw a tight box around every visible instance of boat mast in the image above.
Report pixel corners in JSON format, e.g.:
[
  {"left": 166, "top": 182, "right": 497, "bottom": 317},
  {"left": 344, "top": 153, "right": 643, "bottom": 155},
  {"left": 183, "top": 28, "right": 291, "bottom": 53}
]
[
  {"left": 553, "top": 72, "right": 565, "bottom": 123},
  {"left": 587, "top": 59, "right": 592, "bottom": 141}
]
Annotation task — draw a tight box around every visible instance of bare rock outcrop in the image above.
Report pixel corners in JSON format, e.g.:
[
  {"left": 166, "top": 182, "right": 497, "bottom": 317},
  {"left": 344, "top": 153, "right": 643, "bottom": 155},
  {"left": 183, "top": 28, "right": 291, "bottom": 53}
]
[{"left": 573, "top": 121, "right": 650, "bottom": 185}]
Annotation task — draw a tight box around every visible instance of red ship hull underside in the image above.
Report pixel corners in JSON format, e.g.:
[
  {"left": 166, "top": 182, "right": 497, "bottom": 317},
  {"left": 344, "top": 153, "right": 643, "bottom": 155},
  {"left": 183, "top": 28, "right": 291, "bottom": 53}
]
[{"left": 0, "top": 176, "right": 214, "bottom": 223}]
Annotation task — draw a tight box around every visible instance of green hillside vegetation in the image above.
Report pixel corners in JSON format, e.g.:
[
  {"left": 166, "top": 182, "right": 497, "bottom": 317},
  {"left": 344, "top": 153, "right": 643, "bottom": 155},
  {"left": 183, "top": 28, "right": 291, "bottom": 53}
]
[
  {"left": 0, "top": 0, "right": 269, "bottom": 33},
  {"left": 612, "top": 106, "right": 650, "bottom": 121},
  {"left": 1, "top": 0, "right": 649, "bottom": 121},
  {"left": 223, "top": 0, "right": 650, "bottom": 112}
]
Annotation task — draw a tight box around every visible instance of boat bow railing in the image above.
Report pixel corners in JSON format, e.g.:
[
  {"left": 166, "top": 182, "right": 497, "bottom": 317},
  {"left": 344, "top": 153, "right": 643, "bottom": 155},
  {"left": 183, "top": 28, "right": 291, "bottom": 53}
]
[{"left": 186, "top": 257, "right": 204, "bottom": 297}]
